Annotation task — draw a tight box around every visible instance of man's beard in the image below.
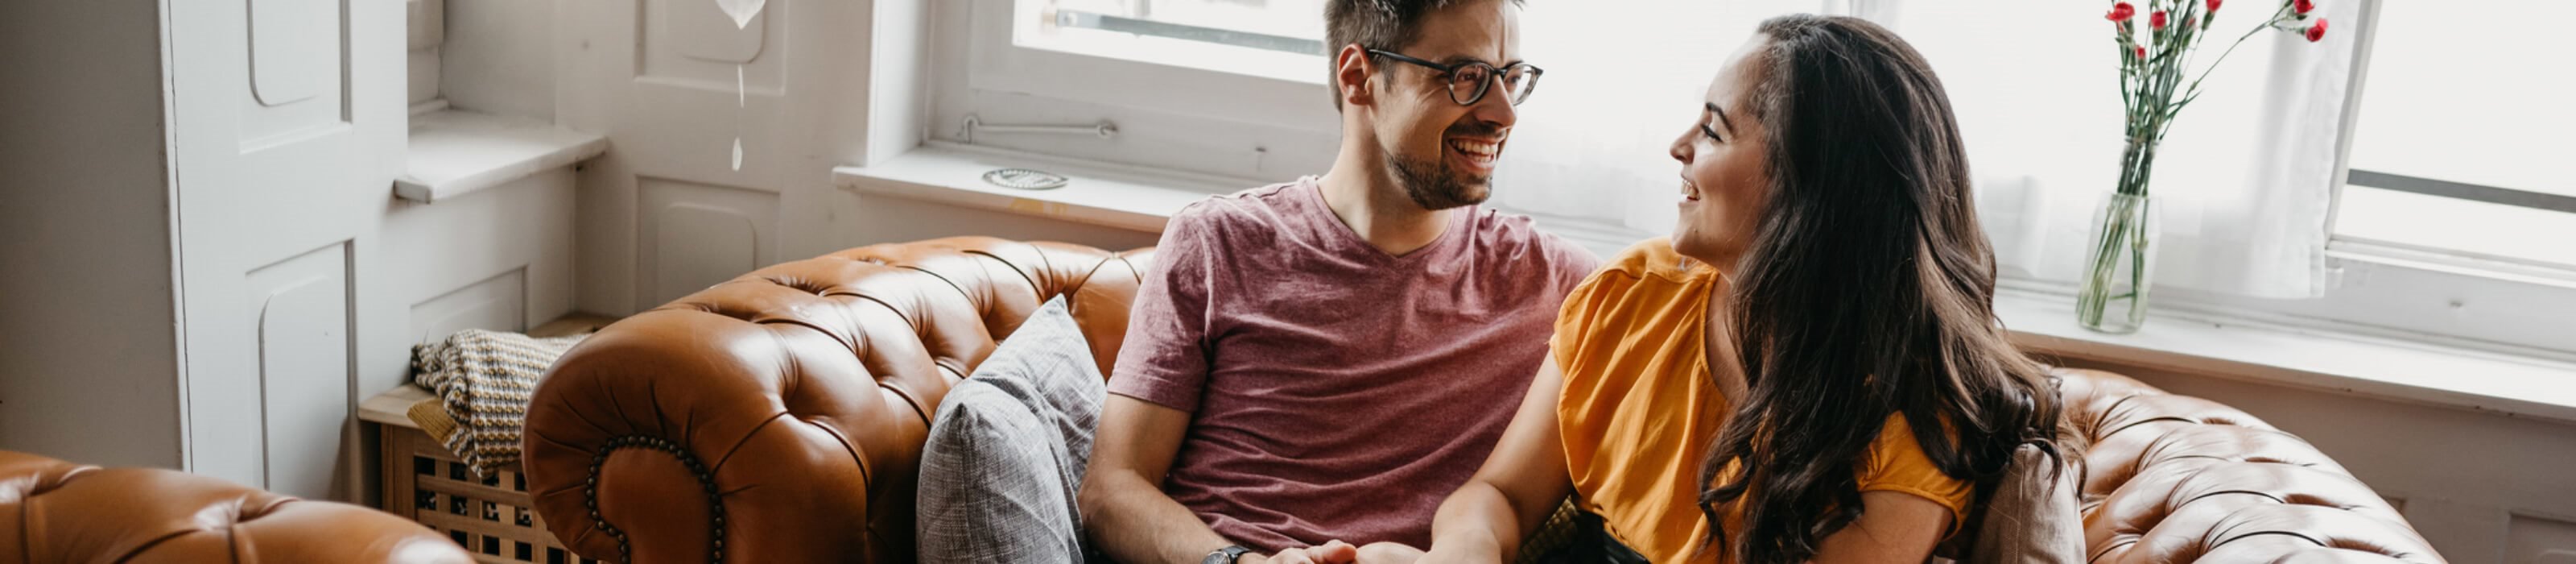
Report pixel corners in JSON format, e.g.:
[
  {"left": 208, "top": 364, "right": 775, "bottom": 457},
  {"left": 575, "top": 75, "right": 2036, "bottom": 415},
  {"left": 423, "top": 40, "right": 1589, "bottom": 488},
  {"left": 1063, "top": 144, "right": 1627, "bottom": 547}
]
[{"left": 1382, "top": 147, "right": 1491, "bottom": 211}]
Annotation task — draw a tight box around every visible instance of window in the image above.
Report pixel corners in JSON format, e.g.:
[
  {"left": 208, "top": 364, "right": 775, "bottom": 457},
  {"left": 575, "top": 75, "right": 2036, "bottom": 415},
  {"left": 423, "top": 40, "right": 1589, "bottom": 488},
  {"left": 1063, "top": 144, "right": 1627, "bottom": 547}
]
[
  {"left": 936, "top": 0, "right": 1342, "bottom": 185},
  {"left": 930, "top": 0, "right": 2576, "bottom": 355},
  {"left": 939, "top": 0, "right": 1832, "bottom": 235},
  {"left": 1016, "top": 0, "right": 1328, "bottom": 83},
  {"left": 2332, "top": 0, "right": 2576, "bottom": 269}
]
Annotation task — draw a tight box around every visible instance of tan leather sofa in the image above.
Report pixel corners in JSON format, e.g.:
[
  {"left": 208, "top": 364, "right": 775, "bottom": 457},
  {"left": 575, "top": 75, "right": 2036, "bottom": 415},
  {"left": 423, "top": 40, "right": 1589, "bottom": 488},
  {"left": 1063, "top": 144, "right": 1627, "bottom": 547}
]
[
  {"left": 523, "top": 237, "right": 2445, "bottom": 563},
  {"left": 0, "top": 450, "right": 472, "bottom": 563}
]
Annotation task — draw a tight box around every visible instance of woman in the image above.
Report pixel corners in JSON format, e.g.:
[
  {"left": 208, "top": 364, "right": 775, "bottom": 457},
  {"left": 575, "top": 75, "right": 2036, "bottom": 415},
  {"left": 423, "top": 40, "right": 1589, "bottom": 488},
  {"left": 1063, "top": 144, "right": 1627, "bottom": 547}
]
[{"left": 1401, "top": 14, "right": 2064, "bottom": 564}]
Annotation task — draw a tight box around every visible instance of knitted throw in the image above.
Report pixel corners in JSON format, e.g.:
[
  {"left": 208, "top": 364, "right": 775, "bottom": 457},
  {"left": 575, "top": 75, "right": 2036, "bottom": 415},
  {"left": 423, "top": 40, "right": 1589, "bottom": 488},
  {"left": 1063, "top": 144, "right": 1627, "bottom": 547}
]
[{"left": 407, "top": 329, "right": 589, "bottom": 478}]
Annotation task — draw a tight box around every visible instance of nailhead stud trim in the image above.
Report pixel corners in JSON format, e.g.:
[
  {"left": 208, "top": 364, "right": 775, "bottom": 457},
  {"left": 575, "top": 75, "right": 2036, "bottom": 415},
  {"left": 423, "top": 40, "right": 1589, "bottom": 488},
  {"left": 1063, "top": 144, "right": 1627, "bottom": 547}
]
[{"left": 585, "top": 435, "right": 727, "bottom": 563}]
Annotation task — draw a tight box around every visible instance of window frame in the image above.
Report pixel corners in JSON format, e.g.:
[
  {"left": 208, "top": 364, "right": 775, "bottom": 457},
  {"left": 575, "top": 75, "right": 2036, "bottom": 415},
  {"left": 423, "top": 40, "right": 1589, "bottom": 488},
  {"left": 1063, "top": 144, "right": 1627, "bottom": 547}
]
[
  {"left": 2296, "top": 0, "right": 2576, "bottom": 355},
  {"left": 934, "top": 0, "right": 1341, "bottom": 180}
]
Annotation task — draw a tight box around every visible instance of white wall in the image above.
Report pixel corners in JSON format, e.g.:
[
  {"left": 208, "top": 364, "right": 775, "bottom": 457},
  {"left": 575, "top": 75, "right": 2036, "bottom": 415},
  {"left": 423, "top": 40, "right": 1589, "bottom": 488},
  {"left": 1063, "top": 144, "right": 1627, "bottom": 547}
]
[
  {"left": 441, "top": 0, "right": 556, "bottom": 120},
  {"left": 408, "top": 0, "right": 442, "bottom": 107},
  {"left": 2057, "top": 357, "right": 2576, "bottom": 563},
  {"left": 0, "top": 0, "right": 184, "bottom": 469}
]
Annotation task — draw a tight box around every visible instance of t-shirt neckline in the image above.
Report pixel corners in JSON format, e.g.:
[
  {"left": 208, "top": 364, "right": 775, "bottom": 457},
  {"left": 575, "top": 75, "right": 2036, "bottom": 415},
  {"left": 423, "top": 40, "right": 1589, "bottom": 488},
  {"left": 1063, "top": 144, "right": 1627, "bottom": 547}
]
[{"left": 1296, "top": 176, "right": 1471, "bottom": 264}]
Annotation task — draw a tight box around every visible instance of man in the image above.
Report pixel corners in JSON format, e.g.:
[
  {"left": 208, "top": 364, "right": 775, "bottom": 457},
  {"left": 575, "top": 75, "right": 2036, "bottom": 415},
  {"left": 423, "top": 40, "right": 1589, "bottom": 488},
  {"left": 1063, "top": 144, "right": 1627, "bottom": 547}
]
[{"left": 1078, "top": 1, "right": 1599, "bottom": 563}]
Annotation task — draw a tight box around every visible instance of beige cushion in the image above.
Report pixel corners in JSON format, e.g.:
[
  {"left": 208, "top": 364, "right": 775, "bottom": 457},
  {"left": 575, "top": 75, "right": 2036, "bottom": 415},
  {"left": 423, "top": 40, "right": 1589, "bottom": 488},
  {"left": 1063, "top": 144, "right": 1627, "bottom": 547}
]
[{"left": 1963, "top": 443, "right": 2086, "bottom": 564}]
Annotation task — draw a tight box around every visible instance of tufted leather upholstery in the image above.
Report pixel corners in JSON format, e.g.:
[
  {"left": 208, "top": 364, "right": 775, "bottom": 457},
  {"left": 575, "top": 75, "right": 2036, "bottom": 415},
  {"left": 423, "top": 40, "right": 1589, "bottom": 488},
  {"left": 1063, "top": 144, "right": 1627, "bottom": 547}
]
[
  {"left": 2061, "top": 368, "right": 2445, "bottom": 563},
  {"left": 0, "top": 450, "right": 471, "bottom": 563},
  {"left": 523, "top": 238, "right": 2444, "bottom": 563}
]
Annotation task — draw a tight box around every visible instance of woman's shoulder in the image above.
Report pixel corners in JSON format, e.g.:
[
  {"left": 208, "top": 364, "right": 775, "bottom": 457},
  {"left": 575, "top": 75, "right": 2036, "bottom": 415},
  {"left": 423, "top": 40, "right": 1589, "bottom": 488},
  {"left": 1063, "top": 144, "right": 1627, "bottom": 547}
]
[
  {"left": 1594, "top": 237, "right": 1694, "bottom": 281},
  {"left": 1559, "top": 238, "right": 1705, "bottom": 326}
]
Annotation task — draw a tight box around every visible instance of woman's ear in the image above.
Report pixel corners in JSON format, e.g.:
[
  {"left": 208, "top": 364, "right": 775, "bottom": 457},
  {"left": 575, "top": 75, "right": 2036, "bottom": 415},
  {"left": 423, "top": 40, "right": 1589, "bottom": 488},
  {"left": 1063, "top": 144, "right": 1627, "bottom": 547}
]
[{"left": 1334, "top": 44, "right": 1375, "bottom": 108}]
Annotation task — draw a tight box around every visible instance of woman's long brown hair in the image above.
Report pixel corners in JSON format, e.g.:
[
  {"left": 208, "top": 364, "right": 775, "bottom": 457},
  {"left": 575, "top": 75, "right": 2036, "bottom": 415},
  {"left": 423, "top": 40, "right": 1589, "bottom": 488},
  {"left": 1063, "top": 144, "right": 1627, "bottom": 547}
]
[{"left": 1695, "top": 14, "right": 2066, "bottom": 563}]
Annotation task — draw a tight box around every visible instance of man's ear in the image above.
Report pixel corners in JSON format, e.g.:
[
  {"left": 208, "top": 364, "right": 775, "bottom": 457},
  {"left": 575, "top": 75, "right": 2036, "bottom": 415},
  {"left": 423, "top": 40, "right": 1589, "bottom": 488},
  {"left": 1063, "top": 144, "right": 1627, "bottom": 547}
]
[{"left": 1334, "top": 44, "right": 1375, "bottom": 109}]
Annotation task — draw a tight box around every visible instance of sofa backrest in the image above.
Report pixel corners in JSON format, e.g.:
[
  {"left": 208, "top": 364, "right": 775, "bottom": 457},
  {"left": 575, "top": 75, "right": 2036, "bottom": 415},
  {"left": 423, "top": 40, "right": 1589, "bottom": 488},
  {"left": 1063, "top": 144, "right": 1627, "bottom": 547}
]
[
  {"left": 2058, "top": 368, "right": 2444, "bottom": 562},
  {"left": 524, "top": 237, "right": 2446, "bottom": 563}
]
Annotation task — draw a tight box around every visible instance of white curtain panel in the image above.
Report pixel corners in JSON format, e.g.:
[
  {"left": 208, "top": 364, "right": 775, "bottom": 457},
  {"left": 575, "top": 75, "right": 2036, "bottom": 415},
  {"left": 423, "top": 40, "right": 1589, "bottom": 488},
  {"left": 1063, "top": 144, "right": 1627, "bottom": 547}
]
[
  {"left": 1491, "top": 0, "right": 1829, "bottom": 237},
  {"left": 1491, "top": 0, "right": 2357, "bottom": 299},
  {"left": 1901, "top": 0, "right": 2359, "bottom": 298}
]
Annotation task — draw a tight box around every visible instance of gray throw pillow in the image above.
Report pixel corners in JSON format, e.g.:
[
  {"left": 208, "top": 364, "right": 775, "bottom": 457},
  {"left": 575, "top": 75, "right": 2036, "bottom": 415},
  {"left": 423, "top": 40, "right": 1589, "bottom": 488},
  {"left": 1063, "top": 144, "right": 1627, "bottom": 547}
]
[{"left": 917, "top": 297, "right": 1106, "bottom": 563}]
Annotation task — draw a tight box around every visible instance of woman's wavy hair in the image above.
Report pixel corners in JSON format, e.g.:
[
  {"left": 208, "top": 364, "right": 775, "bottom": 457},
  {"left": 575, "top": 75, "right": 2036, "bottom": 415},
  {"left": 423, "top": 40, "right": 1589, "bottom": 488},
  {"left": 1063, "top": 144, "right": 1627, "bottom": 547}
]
[{"left": 1695, "top": 14, "right": 2068, "bottom": 563}]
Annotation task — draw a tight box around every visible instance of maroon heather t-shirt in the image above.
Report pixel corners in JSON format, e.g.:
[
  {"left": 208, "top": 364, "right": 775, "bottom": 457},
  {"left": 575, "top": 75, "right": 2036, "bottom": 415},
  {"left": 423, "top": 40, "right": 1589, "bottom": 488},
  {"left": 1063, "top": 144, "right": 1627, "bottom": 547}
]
[{"left": 1108, "top": 177, "right": 1600, "bottom": 552}]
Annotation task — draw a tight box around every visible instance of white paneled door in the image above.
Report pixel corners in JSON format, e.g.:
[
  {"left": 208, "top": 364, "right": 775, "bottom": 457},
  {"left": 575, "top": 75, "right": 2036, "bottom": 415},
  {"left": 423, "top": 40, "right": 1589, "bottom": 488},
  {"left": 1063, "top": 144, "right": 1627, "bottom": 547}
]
[{"left": 167, "top": 0, "right": 402, "bottom": 500}]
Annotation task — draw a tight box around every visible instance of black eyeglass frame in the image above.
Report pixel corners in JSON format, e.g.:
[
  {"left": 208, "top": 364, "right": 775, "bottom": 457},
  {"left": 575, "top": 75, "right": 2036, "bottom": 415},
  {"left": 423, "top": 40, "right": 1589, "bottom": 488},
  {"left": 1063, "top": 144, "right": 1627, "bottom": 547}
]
[{"left": 1363, "top": 48, "right": 1544, "bottom": 106}]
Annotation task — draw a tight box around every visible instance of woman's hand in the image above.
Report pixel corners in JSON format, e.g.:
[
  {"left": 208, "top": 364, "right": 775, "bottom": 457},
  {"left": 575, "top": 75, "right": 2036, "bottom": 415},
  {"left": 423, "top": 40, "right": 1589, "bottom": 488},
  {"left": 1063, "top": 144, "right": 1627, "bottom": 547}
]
[
  {"left": 1406, "top": 543, "right": 1501, "bottom": 564},
  {"left": 1417, "top": 356, "right": 1575, "bottom": 564},
  {"left": 1354, "top": 542, "right": 1426, "bottom": 564},
  {"left": 1247, "top": 541, "right": 1359, "bottom": 564}
]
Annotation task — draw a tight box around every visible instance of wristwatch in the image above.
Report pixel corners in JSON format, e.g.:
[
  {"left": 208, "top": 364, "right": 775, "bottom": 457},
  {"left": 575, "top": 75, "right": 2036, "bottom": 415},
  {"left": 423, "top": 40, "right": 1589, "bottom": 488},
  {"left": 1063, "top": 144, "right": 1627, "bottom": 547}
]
[{"left": 1202, "top": 545, "right": 1253, "bottom": 564}]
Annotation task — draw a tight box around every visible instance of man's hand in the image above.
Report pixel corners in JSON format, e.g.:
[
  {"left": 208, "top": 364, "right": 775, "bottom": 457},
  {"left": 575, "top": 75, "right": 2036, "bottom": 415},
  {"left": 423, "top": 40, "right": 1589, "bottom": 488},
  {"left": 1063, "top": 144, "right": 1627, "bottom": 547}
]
[{"left": 1245, "top": 541, "right": 1359, "bottom": 564}]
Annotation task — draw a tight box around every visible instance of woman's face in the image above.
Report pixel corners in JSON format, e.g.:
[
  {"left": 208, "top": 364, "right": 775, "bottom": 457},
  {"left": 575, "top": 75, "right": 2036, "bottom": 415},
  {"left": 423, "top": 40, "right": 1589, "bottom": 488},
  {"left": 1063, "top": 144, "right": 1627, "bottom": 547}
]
[{"left": 1670, "top": 38, "right": 1775, "bottom": 267}]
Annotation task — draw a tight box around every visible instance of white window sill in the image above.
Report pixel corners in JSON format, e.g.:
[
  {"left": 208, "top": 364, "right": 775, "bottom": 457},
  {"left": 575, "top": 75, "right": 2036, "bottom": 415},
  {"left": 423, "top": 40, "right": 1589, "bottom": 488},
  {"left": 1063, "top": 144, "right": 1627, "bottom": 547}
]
[
  {"left": 832, "top": 142, "right": 1231, "bottom": 233},
  {"left": 1995, "top": 286, "right": 2576, "bottom": 424},
  {"left": 396, "top": 109, "right": 608, "bottom": 204},
  {"left": 834, "top": 144, "right": 2576, "bottom": 425},
  {"left": 832, "top": 142, "right": 1653, "bottom": 256}
]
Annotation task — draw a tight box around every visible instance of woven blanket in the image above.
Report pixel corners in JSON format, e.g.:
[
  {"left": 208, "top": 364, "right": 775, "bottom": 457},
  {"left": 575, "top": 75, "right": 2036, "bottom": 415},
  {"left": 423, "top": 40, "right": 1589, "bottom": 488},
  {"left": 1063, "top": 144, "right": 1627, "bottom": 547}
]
[{"left": 408, "top": 329, "right": 589, "bottom": 478}]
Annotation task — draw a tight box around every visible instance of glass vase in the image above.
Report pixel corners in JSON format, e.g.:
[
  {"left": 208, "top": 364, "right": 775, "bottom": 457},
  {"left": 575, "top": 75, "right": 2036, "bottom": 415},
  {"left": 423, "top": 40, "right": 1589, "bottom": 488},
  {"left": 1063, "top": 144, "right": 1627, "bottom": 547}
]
[{"left": 2075, "top": 193, "right": 2158, "bottom": 334}]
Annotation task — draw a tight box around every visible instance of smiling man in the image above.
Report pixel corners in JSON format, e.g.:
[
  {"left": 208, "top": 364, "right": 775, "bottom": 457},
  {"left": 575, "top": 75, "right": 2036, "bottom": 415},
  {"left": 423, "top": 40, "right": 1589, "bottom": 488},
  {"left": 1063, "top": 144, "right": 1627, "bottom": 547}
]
[{"left": 1077, "top": 2, "right": 1600, "bottom": 563}]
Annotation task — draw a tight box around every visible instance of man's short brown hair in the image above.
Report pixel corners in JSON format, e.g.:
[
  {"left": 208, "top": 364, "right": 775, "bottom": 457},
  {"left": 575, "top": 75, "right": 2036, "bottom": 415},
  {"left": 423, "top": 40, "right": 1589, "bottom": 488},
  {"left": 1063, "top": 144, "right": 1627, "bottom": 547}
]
[{"left": 1323, "top": 0, "right": 1524, "bottom": 109}]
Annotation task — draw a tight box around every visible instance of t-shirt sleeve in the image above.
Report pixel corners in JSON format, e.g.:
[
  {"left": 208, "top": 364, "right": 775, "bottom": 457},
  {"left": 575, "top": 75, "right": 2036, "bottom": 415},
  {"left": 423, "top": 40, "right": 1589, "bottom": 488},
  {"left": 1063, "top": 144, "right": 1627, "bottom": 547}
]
[
  {"left": 1856, "top": 414, "right": 1975, "bottom": 540},
  {"left": 1550, "top": 237, "right": 1606, "bottom": 295},
  {"left": 1105, "top": 205, "right": 1220, "bottom": 413},
  {"left": 1548, "top": 269, "right": 1620, "bottom": 378}
]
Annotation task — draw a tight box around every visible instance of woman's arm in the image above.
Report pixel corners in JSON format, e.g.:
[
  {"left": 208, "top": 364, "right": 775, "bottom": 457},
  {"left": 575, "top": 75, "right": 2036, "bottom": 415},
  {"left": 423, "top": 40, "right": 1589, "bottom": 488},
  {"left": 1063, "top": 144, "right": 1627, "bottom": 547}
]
[
  {"left": 1806, "top": 491, "right": 1954, "bottom": 564},
  {"left": 1412, "top": 356, "right": 1579, "bottom": 563}
]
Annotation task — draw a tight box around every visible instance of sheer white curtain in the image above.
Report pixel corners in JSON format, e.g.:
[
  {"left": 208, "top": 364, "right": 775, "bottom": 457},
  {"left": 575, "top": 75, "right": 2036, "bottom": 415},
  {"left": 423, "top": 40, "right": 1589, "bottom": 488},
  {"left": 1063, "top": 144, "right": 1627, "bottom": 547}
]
[
  {"left": 1488, "top": 1, "right": 2357, "bottom": 299},
  {"left": 1902, "top": 1, "right": 2359, "bottom": 298},
  {"left": 1489, "top": 0, "right": 1832, "bottom": 237}
]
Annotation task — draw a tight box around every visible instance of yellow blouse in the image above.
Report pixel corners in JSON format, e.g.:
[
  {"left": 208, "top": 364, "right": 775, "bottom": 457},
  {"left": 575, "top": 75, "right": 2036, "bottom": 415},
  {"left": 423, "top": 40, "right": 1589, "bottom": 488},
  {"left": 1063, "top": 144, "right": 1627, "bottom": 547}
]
[{"left": 1551, "top": 238, "right": 1971, "bottom": 563}]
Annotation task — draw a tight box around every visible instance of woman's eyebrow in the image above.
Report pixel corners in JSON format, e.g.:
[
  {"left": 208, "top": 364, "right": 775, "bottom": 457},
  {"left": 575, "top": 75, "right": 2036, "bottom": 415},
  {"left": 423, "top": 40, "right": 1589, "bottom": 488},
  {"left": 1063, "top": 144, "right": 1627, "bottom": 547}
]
[{"left": 1707, "top": 102, "right": 1736, "bottom": 134}]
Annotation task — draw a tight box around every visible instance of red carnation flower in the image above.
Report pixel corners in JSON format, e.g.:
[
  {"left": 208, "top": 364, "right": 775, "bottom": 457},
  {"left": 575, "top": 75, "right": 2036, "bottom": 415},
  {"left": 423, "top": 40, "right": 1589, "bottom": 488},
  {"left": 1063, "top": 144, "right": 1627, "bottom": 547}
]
[
  {"left": 2207, "top": 0, "right": 2223, "bottom": 11},
  {"left": 2133, "top": 45, "right": 2147, "bottom": 59},
  {"left": 2152, "top": 10, "right": 2169, "bottom": 28},
  {"left": 2107, "top": 2, "right": 2136, "bottom": 22},
  {"left": 2294, "top": 0, "right": 2316, "bottom": 15},
  {"left": 2306, "top": 19, "right": 2329, "bottom": 41}
]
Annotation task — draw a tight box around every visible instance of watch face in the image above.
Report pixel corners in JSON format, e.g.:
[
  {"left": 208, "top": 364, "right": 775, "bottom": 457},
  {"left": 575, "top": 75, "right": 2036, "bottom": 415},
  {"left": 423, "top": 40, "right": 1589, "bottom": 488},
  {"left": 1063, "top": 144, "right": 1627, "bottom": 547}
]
[{"left": 1203, "top": 546, "right": 1247, "bottom": 564}]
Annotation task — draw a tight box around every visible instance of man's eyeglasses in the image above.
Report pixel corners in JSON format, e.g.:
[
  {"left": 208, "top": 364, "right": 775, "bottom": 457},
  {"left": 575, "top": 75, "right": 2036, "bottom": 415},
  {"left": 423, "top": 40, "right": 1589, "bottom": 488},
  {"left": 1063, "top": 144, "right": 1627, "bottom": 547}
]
[{"left": 1364, "top": 48, "right": 1544, "bottom": 106}]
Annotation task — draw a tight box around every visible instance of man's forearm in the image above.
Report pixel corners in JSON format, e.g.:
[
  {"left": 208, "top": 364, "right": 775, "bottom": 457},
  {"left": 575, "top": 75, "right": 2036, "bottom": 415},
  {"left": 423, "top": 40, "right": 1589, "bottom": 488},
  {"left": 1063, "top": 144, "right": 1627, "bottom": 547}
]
[{"left": 1084, "top": 471, "right": 1238, "bottom": 564}]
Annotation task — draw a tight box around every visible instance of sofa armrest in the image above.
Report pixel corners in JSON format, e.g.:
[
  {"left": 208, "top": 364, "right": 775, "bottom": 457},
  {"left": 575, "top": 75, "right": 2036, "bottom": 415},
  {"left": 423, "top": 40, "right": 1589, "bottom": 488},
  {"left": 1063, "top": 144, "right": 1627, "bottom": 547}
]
[
  {"left": 523, "top": 302, "right": 943, "bottom": 563},
  {"left": 0, "top": 450, "right": 470, "bottom": 562}
]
